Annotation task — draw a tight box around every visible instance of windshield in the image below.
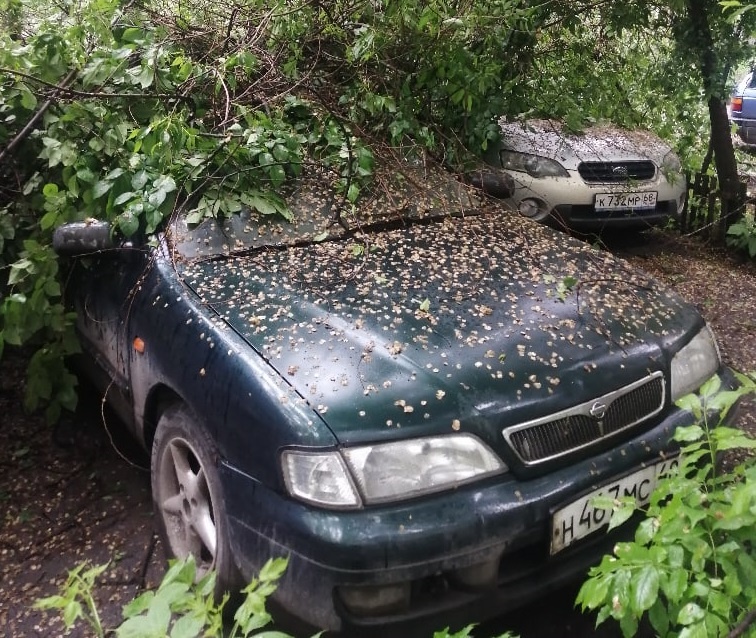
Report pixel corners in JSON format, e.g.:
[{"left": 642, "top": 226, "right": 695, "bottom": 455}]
[{"left": 170, "top": 163, "right": 483, "bottom": 260}]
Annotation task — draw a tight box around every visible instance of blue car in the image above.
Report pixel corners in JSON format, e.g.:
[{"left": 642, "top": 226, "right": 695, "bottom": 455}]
[{"left": 730, "top": 70, "right": 756, "bottom": 144}]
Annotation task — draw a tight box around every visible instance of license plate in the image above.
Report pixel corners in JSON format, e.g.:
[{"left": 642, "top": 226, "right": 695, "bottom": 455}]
[
  {"left": 550, "top": 457, "right": 678, "bottom": 555},
  {"left": 594, "top": 191, "right": 658, "bottom": 210}
]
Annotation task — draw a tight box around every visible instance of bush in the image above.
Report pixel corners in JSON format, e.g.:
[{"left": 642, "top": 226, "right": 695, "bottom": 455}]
[
  {"left": 35, "top": 554, "right": 518, "bottom": 638},
  {"left": 577, "top": 372, "right": 756, "bottom": 638},
  {"left": 727, "top": 212, "right": 756, "bottom": 259}
]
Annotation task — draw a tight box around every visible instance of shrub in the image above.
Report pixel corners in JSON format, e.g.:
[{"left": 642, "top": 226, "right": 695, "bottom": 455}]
[
  {"left": 35, "top": 555, "right": 518, "bottom": 638},
  {"left": 577, "top": 372, "right": 756, "bottom": 638}
]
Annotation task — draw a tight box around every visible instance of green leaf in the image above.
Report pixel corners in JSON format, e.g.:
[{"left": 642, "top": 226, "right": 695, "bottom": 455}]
[
  {"left": 678, "top": 622, "right": 708, "bottom": 638},
  {"left": 258, "top": 557, "right": 289, "bottom": 583},
  {"left": 93, "top": 181, "right": 113, "bottom": 199},
  {"left": 42, "top": 183, "right": 59, "bottom": 198},
  {"left": 648, "top": 599, "right": 669, "bottom": 637},
  {"left": 618, "top": 611, "right": 638, "bottom": 638},
  {"left": 169, "top": 613, "right": 205, "bottom": 638},
  {"left": 132, "top": 171, "right": 149, "bottom": 190},
  {"left": 116, "top": 610, "right": 169, "bottom": 638},
  {"left": 121, "top": 27, "right": 147, "bottom": 43},
  {"left": 44, "top": 280, "right": 61, "bottom": 297},
  {"left": 19, "top": 83, "right": 37, "bottom": 110},
  {"left": 698, "top": 374, "right": 721, "bottom": 398},
  {"left": 677, "top": 602, "right": 705, "bottom": 625},
  {"left": 114, "top": 191, "right": 136, "bottom": 206},
  {"left": 153, "top": 175, "right": 176, "bottom": 193},
  {"left": 148, "top": 189, "right": 166, "bottom": 207},
  {"left": 576, "top": 573, "right": 611, "bottom": 610},
  {"left": 121, "top": 591, "right": 155, "bottom": 619},
  {"left": 62, "top": 600, "right": 83, "bottom": 627},
  {"left": 630, "top": 565, "right": 659, "bottom": 613},
  {"left": 40, "top": 211, "right": 59, "bottom": 231},
  {"left": 675, "top": 393, "right": 701, "bottom": 414},
  {"left": 673, "top": 425, "right": 705, "bottom": 442},
  {"left": 117, "top": 212, "right": 139, "bottom": 237}
]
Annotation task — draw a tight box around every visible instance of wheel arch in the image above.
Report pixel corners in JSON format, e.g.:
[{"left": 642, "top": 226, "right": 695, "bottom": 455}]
[{"left": 142, "top": 383, "right": 184, "bottom": 452}]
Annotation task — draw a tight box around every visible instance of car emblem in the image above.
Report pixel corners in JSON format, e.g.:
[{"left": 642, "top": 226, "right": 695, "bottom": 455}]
[
  {"left": 589, "top": 400, "right": 608, "bottom": 420},
  {"left": 612, "top": 165, "right": 629, "bottom": 179},
  {"left": 589, "top": 400, "right": 608, "bottom": 436}
]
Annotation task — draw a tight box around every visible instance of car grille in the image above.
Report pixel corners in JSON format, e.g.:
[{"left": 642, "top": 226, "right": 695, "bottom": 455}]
[
  {"left": 502, "top": 372, "right": 665, "bottom": 466},
  {"left": 578, "top": 161, "right": 656, "bottom": 183}
]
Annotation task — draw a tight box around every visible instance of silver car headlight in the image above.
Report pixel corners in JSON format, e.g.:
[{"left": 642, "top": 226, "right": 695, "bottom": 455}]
[
  {"left": 499, "top": 150, "right": 569, "bottom": 178},
  {"left": 282, "top": 434, "right": 506, "bottom": 508},
  {"left": 670, "top": 325, "right": 721, "bottom": 401}
]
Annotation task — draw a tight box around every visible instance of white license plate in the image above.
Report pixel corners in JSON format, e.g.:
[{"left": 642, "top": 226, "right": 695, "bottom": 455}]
[
  {"left": 594, "top": 191, "right": 658, "bottom": 210},
  {"left": 550, "top": 457, "right": 678, "bottom": 555}
]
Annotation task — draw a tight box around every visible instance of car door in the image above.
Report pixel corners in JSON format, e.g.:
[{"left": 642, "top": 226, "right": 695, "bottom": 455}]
[{"left": 69, "top": 249, "right": 144, "bottom": 427}]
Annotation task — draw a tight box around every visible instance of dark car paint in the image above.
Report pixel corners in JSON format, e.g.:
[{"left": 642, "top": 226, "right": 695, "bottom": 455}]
[
  {"left": 181, "top": 214, "right": 698, "bottom": 473},
  {"left": 64, "top": 200, "right": 738, "bottom": 633},
  {"left": 220, "top": 400, "right": 704, "bottom": 631}
]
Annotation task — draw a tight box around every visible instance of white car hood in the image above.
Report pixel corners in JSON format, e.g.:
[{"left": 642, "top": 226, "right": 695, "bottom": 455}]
[{"left": 500, "top": 119, "right": 672, "bottom": 170}]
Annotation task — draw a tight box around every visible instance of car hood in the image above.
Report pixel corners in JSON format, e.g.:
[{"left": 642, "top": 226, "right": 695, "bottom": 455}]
[
  {"left": 181, "top": 212, "right": 698, "bottom": 449},
  {"left": 500, "top": 119, "right": 672, "bottom": 170}
]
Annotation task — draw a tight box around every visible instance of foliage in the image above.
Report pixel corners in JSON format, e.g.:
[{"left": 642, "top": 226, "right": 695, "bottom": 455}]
[
  {"left": 2, "top": 0, "right": 756, "bottom": 419},
  {"left": 34, "top": 562, "right": 108, "bottom": 636},
  {"left": 727, "top": 211, "right": 756, "bottom": 258},
  {"left": 34, "top": 555, "right": 518, "bottom": 638},
  {"left": 36, "top": 555, "right": 296, "bottom": 638},
  {"left": 576, "top": 372, "right": 756, "bottom": 638},
  {"left": 433, "top": 626, "right": 518, "bottom": 638}
]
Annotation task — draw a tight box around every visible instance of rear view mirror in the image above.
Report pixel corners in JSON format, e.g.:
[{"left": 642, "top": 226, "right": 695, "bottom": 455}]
[
  {"left": 465, "top": 169, "right": 514, "bottom": 199},
  {"left": 52, "top": 221, "right": 113, "bottom": 256}
]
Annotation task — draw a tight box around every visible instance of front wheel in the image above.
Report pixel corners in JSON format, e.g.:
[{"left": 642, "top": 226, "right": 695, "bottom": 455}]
[{"left": 151, "top": 403, "right": 240, "bottom": 594}]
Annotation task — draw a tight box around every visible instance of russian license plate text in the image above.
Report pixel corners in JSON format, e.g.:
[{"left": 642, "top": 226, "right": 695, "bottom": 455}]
[
  {"left": 550, "top": 457, "right": 678, "bottom": 555},
  {"left": 594, "top": 191, "right": 657, "bottom": 210}
]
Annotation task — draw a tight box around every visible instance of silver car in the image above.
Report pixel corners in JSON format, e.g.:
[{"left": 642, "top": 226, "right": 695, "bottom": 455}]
[{"left": 485, "top": 119, "right": 687, "bottom": 231}]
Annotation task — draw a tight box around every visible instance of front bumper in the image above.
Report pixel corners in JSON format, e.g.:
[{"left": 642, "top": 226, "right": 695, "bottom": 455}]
[
  {"left": 220, "top": 367, "right": 741, "bottom": 634},
  {"left": 505, "top": 168, "right": 686, "bottom": 229}
]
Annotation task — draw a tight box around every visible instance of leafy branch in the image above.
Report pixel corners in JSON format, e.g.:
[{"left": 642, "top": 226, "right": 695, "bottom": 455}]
[{"left": 577, "top": 372, "right": 756, "bottom": 638}]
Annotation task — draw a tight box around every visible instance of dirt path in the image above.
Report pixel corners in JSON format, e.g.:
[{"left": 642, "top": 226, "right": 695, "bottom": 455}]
[{"left": 0, "top": 230, "right": 754, "bottom": 638}]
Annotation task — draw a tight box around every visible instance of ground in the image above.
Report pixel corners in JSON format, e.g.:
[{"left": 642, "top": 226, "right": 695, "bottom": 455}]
[{"left": 0, "top": 229, "right": 754, "bottom": 638}]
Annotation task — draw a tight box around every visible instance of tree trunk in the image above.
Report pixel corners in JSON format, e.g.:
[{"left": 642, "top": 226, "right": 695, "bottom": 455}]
[
  {"left": 709, "top": 95, "right": 740, "bottom": 200},
  {"left": 687, "top": 0, "right": 741, "bottom": 200}
]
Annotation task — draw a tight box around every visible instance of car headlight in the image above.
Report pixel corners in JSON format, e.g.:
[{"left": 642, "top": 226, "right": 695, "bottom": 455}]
[
  {"left": 670, "top": 325, "right": 721, "bottom": 401},
  {"left": 282, "top": 434, "right": 506, "bottom": 508},
  {"left": 499, "top": 150, "right": 569, "bottom": 178}
]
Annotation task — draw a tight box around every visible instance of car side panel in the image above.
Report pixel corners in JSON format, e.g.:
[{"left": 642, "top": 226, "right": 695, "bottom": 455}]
[{"left": 122, "top": 246, "right": 337, "bottom": 489}]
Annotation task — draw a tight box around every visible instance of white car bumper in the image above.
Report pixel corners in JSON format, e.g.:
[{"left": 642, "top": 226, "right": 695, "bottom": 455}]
[{"left": 504, "top": 169, "right": 686, "bottom": 230}]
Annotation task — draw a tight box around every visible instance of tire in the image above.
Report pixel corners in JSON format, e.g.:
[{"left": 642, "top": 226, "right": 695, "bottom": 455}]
[{"left": 151, "top": 403, "right": 240, "bottom": 596}]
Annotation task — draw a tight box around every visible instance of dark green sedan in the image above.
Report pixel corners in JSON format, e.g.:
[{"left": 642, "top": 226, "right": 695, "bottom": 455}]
[{"left": 54, "top": 164, "right": 738, "bottom": 634}]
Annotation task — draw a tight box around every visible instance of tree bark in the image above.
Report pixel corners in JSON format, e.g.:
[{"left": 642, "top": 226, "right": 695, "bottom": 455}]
[
  {"left": 708, "top": 95, "right": 740, "bottom": 200},
  {"left": 686, "top": 0, "right": 740, "bottom": 200}
]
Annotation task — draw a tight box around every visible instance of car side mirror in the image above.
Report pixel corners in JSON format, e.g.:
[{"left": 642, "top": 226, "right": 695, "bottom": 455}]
[
  {"left": 466, "top": 169, "right": 515, "bottom": 199},
  {"left": 52, "top": 220, "right": 114, "bottom": 256}
]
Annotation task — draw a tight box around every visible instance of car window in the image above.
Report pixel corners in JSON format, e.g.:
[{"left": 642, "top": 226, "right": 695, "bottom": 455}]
[{"left": 171, "top": 163, "right": 482, "bottom": 260}]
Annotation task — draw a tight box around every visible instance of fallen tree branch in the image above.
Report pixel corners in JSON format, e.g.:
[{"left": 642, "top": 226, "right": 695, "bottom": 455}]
[
  {"left": 728, "top": 609, "right": 756, "bottom": 638},
  {"left": 0, "top": 68, "right": 77, "bottom": 166}
]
